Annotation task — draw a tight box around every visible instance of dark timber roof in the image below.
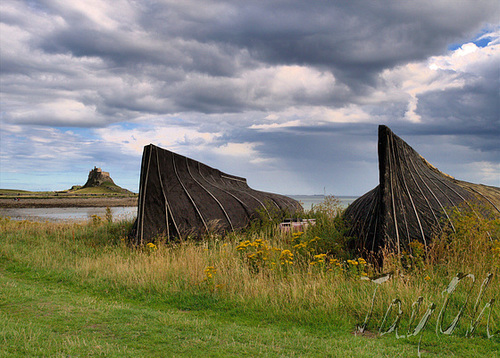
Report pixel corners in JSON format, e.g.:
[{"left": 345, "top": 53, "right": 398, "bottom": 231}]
[
  {"left": 344, "top": 125, "right": 500, "bottom": 255},
  {"left": 130, "top": 144, "right": 301, "bottom": 244}
]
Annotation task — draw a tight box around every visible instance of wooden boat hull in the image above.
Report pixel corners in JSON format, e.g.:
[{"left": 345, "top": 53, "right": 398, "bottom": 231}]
[
  {"left": 130, "top": 144, "right": 301, "bottom": 244},
  {"left": 344, "top": 125, "right": 500, "bottom": 254}
]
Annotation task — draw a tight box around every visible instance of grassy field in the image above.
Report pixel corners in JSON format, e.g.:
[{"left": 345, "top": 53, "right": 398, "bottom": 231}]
[
  {"left": 1, "top": 200, "right": 499, "bottom": 357},
  {"left": 0, "top": 186, "right": 137, "bottom": 209},
  {"left": 0, "top": 189, "right": 44, "bottom": 196},
  {"left": 0, "top": 182, "right": 136, "bottom": 197},
  {"left": 68, "top": 181, "right": 134, "bottom": 195}
]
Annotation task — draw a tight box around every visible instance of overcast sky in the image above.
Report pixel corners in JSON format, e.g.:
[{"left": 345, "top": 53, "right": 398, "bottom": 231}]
[{"left": 1, "top": 1, "right": 499, "bottom": 196}]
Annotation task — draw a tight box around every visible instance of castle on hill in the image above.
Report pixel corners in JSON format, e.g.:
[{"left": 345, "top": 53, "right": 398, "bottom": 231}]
[{"left": 82, "top": 166, "right": 115, "bottom": 188}]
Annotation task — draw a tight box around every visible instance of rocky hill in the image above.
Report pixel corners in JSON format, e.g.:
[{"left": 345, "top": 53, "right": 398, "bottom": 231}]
[
  {"left": 83, "top": 167, "right": 115, "bottom": 188},
  {"left": 71, "top": 167, "right": 133, "bottom": 194}
]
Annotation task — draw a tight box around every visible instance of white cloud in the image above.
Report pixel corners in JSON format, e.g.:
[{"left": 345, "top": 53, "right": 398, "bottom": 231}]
[
  {"left": 211, "top": 142, "right": 273, "bottom": 165},
  {"left": 0, "top": 125, "right": 91, "bottom": 173},
  {"left": 256, "top": 65, "right": 336, "bottom": 100},
  {"left": 377, "top": 32, "right": 500, "bottom": 123},
  {"left": 212, "top": 142, "right": 259, "bottom": 157},
  {"left": 429, "top": 40, "right": 500, "bottom": 74},
  {"left": 250, "top": 120, "right": 302, "bottom": 130},
  {"left": 94, "top": 123, "right": 218, "bottom": 155},
  {"left": 51, "top": 0, "right": 136, "bottom": 31},
  {"left": 6, "top": 99, "right": 102, "bottom": 126},
  {"left": 467, "top": 161, "right": 500, "bottom": 185}
]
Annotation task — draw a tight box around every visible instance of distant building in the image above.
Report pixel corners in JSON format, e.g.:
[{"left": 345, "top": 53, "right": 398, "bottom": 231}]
[{"left": 82, "top": 167, "right": 115, "bottom": 188}]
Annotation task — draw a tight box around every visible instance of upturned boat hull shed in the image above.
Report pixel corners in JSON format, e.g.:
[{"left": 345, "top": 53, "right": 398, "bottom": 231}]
[
  {"left": 344, "top": 125, "right": 500, "bottom": 255},
  {"left": 130, "top": 144, "right": 301, "bottom": 244}
]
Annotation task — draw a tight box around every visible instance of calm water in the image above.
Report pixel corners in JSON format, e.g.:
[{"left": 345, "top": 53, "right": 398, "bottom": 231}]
[
  {"left": 0, "top": 206, "right": 137, "bottom": 222},
  {"left": 0, "top": 195, "right": 358, "bottom": 222},
  {"left": 289, "top": 195, "right": 358, "bottom": 211}
]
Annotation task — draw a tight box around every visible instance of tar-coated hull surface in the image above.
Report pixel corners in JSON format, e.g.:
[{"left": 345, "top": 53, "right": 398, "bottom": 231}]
[
  {"left": 345, "top": 125, "right": 500, "bottom": 255},
  {"left": 131, "top": 144, "right": 301, "bottom": 244}
]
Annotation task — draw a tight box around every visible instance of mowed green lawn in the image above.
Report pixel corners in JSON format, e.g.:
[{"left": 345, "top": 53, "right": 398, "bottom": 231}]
[
  {"left": 5, "top": 269, "right": 492, "bottom": 358},
  {"left": 1, "top": 271, "right": 411, "bottom": 357},
  {"left": 1, "top": 215, "right": 498, "bottom": 357}
]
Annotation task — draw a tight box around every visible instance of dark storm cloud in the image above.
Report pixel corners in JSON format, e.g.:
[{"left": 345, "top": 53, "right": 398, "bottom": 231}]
[
  {"left": 210, "top": 122, "right": 381, "bottom": 194},
  {"left": 398, "top": 54, "right": 499, "bottom": 158},
  {"left": 141, "top": 1, "right": 499, "bottom": 83},
  {"left": 27, "top": 1, "right": 500, "bottom": 96},
  {"left": 412, "top": 86, "right": 499, "bottom": 163},
  {"left": 417, "top": 83, "right": 499, "bottom": 134},
  {"left": 2, "top": 0, "right": 498, "bottom": 121}
]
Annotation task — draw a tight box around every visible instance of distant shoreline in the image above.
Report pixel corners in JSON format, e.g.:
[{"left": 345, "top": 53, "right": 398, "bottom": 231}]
[
  {"left": 0, "top": 196, "right": 138, "bottom": 208},
  {"left": 1, "top": 194, "right": 356, "bottom": 209}
]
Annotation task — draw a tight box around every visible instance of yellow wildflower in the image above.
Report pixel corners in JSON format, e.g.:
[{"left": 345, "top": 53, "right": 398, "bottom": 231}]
[
  {"left": 203, "top": 266, "right": 217, "bottom": 281},
  {"left": 293, "top": 242, "right": 307, "bottom": 250},
  {"left": 236, "top": 240, "right": 251, "bottom": 250},
  {"left": 280, "top": 249, "right": 293, "bottom": 258},
  {"left": 280, "top": 249, "right": 294, "bottom": 265}
]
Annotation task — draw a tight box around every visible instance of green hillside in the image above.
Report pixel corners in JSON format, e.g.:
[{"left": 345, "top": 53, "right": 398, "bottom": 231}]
[
  {"left": 0, "top": 189, "right": 55, "bottom": 197},
  {"left": 0, "top": 189, "right": 34, "bottom": 195},
  {"left": 69, "top": 181, "right": 134, "bottom": 195}
]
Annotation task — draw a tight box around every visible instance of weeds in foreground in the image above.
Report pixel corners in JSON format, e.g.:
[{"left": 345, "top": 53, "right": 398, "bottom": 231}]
[
  {"left": 427, "top": 204, "right": 500, "bottom": 277},
  {"left": 1, "top": 198, "right": 499, "bottom": 349}
]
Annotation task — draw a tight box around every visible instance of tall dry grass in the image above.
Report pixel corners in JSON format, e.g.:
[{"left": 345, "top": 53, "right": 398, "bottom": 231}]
[{"left": 1, "top": 200, "right": 499, "bottom": 334}]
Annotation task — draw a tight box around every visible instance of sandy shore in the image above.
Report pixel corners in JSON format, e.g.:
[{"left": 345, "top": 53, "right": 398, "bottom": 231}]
[{"left": 0, "top": 196, "right": 138, "bottom": 208}]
